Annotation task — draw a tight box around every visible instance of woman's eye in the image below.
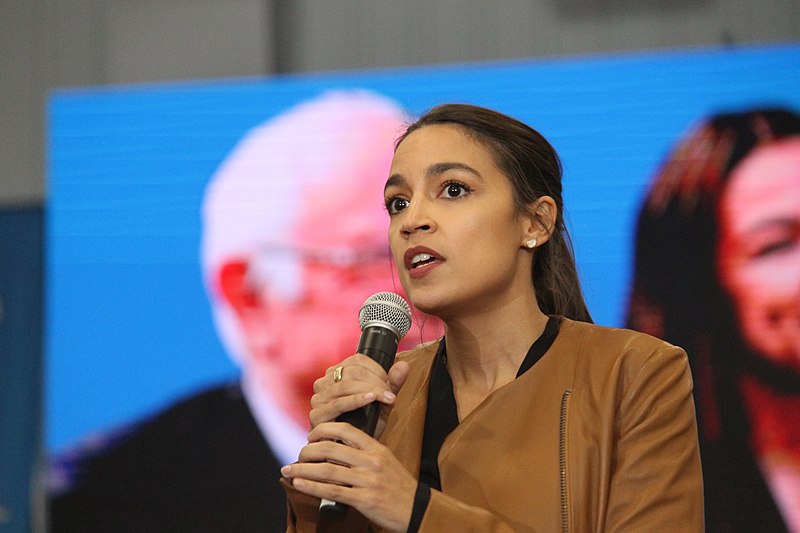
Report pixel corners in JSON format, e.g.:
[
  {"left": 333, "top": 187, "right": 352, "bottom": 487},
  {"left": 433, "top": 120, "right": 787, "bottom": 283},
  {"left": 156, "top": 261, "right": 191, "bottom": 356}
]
[
  {"left": 442, "top": 181, "right": 471, "bottom": 199},
  {"left": 385, "top": 197, "right": 409, "bottom": 214},
  {"left": 753, "top": 238, "right": 794, "bottom": 258},
  {"left": 749, "top": 223, "right": 800, "bottom": 258}
]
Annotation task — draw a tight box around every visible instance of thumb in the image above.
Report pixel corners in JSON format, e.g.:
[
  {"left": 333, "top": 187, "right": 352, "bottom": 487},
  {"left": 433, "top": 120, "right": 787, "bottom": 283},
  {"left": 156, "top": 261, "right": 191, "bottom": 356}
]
[
  {"left": 387, "top": 360, "right": 410, "bottom": 395},
  {"left": 375, "top": 361, "right": 410, "bottom": 440}
]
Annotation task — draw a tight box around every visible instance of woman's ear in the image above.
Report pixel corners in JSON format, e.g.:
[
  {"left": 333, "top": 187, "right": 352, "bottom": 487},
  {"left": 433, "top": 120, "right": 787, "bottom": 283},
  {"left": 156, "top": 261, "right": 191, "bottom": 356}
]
[
  {"left": 521, "top": 195, "right": 558, "bottom": 247},
  {"left": 217, "top": 259, "right": 262, "bottom": 312}
]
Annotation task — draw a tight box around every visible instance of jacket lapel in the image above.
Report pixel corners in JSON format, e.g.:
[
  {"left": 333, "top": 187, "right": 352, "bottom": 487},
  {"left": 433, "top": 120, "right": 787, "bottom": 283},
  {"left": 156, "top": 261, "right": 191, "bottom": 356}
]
[{"left": 380, "top": 341, "right": 440, "bottom": 479}]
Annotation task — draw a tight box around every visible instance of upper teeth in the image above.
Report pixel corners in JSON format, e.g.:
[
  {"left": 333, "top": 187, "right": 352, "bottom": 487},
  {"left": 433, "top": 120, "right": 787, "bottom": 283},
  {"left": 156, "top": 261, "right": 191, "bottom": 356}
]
[{"left": 412, "top": 253, "right": 433, "bottom": 266}]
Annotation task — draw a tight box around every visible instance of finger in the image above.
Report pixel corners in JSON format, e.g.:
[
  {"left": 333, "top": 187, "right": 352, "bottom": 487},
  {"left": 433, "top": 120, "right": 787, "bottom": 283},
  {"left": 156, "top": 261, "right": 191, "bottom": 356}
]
[
  {"left": 350, "top": 353, "right": 393, "bottom": 381},
  {"left": 314, "top": 355, "right": 389, "bottom": 394},
  {"left": 330, "top": 363, "right": 390, "bottom": 390},
  {"left": 387, "top": 361, "right": 410, "bottom": 395},
  {"left": 307, "top": 421, "right": 374, "bottom": 450},
  {"left": 310, "top": 370, "right": 394, "bottom": 413},
  {"left": 292, "top": 440, "right": 381, "bottom": 486},
  {"left": 284, "top": 455, "right": 362, "bottom": 502},
  {"left": 310, "top": 388, "right": 376, "bottom": 411},
  {"left": 296, "top": 439, "right": 353, "bottom": 466},
  {"left": 335, "top": 359, "right": 398, "bottom": 405},
  {"left": 314, "top": 362, "right": 350, "bottom": 394},
  {"left": 282, "top": 471, "right": 359, "bottom": 509},
  {"left": 292, "top": 442, "right": 370, "bottom": 487},
  {"left": 314, "top": 364, "right": 396, "bottom": 406},
  {"left": 308, "top": 391, "right": 376, "bottom": 428}
]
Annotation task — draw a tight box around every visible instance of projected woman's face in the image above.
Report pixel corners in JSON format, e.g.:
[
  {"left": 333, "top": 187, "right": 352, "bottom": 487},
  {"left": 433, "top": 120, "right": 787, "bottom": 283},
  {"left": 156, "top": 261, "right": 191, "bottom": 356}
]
[{"left": 717, "top": 138, "right": 800, "bottom": 375}]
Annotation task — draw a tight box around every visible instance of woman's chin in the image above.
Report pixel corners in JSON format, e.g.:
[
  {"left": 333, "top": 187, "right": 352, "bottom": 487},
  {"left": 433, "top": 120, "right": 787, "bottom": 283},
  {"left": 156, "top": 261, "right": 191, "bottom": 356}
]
[{"left": 407, "top": 294, "right": 449, "bottom": 321}]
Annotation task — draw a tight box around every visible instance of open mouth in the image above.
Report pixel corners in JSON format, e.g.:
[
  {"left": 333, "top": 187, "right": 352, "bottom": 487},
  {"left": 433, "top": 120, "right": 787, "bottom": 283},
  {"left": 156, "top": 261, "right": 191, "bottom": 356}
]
[
  {"left": 411, "top": 253, "right": 438, "bottom": 269},
  {"left": 404, "top": 247, "right": 444, "bottom": 272}
]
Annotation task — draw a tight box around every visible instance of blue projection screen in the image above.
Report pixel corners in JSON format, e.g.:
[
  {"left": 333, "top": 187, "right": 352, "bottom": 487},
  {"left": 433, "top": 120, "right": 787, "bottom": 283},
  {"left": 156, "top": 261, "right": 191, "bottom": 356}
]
[{"left": 48, "top": 43, "right": 800, "bottom": 529}]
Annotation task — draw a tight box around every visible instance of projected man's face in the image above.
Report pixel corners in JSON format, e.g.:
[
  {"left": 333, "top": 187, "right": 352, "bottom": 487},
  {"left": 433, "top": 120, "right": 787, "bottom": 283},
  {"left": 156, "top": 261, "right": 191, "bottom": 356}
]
[
  {"left": 231, "top": 132, "right": 444, "bottom": 427},
  {"left": 263, "top": 167, "right": 400, "bottom": 423},
  {"left": 717, "top": 138, "right": 800, "bottom": 376}
]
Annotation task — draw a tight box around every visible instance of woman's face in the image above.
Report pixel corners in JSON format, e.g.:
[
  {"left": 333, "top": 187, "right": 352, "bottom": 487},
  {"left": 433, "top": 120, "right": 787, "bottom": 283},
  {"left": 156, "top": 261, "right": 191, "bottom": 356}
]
[
  {"left": 717, "top": 138, "right": 800, "bottom": 374},
  {"left": 385, "top": 124, "right": 534, "bottom": 318}
]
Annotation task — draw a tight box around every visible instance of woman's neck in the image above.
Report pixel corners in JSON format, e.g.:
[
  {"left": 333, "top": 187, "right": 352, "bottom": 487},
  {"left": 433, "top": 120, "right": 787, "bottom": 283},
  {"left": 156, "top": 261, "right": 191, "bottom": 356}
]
[{"left": 441, "top": 296, "right": 549, "bottom": 393}]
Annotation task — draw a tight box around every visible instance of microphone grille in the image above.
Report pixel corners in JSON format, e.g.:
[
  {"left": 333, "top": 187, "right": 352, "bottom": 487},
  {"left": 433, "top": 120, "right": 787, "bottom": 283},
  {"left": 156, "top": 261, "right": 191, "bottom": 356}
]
[{"left": 358, "top": 292, "right": 412, "bottom": 339}]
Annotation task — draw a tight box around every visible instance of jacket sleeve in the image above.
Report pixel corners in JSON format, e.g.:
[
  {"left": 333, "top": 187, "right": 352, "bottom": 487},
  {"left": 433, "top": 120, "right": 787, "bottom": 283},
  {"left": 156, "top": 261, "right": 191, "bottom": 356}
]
[
  {"left": 603, "top": 345, "right": 705, "bottom": 532},
  {"left": 416, "top": 489, "right": 526, "bottom": 533},
  {"left": 283, "top": 478, "right": 317, "bottom": 533},
  {"left": 281, "top": 454, "right": 527, "bottom": 533},
  {"left": 283, "top": 471, "right": 539, "bottom": 533}
]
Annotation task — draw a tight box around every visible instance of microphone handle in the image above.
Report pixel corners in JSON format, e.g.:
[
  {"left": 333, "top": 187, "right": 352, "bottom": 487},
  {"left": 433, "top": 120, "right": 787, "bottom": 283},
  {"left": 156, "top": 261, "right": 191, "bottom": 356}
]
[
  {"left": 338, "top": 326, "right": 398, "bottom": 434},
  {"left": 319, "top": 325, "right": 400, "bottom": 520}
]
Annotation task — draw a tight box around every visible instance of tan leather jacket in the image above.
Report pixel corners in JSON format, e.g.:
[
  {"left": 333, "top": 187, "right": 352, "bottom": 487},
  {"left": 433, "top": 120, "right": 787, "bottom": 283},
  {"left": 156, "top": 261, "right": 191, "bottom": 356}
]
[{"left": 285, "top": 318, "right": 704, "bottom": 532}]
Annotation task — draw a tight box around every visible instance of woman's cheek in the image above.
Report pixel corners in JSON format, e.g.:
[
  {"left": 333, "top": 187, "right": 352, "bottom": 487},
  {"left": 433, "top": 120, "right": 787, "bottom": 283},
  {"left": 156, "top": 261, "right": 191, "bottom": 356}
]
[{"left": 731, "top": 257, "right": 800, "bottom": 362}]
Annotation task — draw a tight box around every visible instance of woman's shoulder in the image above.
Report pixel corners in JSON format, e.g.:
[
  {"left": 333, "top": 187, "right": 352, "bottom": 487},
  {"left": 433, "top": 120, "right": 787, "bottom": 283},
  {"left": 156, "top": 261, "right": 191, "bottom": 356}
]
[
  {"left": 558, "top": 317, "right": 688, "bottom": 371},
  {"left": 556, "top": 319, "right": 693, "bottom": 400},
  {"left": 562, "top": 317, "right": 678, "bottom": 350}
]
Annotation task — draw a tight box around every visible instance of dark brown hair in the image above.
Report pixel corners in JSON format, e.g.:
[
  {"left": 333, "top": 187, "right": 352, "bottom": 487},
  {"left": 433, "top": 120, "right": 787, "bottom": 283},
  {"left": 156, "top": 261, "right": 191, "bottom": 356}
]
[{"left": 398, "top": 103, "right": 592, "bottom": 322}]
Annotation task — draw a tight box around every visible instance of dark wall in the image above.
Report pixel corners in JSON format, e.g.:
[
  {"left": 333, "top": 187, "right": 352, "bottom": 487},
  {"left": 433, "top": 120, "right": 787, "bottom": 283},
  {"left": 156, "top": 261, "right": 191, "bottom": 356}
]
[{"left": 0, "top": 205, "right": 44, "bottom": 533}]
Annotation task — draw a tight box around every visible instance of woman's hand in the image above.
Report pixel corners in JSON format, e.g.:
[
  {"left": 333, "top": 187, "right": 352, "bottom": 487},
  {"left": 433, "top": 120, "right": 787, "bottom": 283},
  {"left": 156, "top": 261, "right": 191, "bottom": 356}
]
[
  {"left": 282, "top": 422, "right": 417, "bottom": 532},
  {"left": 310, "top": 354, "right": 409, "bottom": 440}
]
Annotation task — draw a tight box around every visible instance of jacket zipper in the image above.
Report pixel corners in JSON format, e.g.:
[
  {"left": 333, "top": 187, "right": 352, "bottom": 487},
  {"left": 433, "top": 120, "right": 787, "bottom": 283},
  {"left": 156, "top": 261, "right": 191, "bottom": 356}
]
[{"left": 559, "top": 389, "right": 572, "bottom": 533}]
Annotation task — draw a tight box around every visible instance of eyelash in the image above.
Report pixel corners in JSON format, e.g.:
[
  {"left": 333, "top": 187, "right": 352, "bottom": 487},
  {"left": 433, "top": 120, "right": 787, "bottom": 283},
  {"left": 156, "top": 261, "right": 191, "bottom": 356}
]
[
  {"left": 753, "top": 238, "right": 795, "bottom": 258},
  {"left": 441, "top": 180, "right": 472, "bottom": 199},
  {"left": 384, "top": 196, "right": 408, "bottom": 215},
  {"left": 384, "top": 180, "right": 473, "bottom": 215}
]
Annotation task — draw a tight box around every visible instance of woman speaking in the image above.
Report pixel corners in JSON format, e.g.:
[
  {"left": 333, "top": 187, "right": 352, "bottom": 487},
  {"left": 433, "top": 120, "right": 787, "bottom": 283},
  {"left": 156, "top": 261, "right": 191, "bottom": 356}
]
[{"left": 280, "top": 104, "right": 704, "bottom": 532}]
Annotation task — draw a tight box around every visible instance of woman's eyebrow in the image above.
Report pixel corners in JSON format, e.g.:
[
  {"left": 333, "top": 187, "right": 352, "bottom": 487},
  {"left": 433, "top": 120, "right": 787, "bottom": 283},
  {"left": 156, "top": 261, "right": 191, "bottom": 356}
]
[
  {"left": 427, "top": 161, "right": 482, "bottom": 180},
  {"left": 384, "top": 162, "right": 483, "bottom": 192},
  {"left": 384, "top": 173, "right": 406, "bottom": 192}
]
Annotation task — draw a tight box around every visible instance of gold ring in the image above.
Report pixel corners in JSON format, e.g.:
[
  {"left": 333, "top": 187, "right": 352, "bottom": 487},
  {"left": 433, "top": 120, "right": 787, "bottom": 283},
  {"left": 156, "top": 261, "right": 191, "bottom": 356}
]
[{"left": 332, "top": 366, "right": 343, "bottom": 383}]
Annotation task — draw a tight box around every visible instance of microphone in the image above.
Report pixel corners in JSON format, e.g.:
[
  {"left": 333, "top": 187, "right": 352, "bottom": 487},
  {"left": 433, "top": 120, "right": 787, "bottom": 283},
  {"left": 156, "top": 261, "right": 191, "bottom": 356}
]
[{"left": 319, "top": 291, "right": 413, "bottom": 519}]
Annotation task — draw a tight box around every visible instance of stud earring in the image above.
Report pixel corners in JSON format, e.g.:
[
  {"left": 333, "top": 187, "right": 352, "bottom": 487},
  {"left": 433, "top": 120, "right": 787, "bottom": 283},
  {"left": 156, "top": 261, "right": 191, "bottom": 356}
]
[{"left": 526, "top": 238, "right": 537, "bottom": 249}]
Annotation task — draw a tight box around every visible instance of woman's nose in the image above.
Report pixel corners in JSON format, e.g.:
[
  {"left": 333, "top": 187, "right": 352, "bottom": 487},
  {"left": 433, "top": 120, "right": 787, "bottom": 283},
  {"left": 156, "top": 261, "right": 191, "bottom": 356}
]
[{"left": 400, "top": 200, "right": 435, "bottom": 237}]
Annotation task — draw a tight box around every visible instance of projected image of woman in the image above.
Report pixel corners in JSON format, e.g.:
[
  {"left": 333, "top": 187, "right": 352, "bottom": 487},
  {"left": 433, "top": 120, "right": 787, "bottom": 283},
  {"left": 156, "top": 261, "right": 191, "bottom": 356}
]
[{"left": 627, "top": 108, "right": 800, "bottom": 532}]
